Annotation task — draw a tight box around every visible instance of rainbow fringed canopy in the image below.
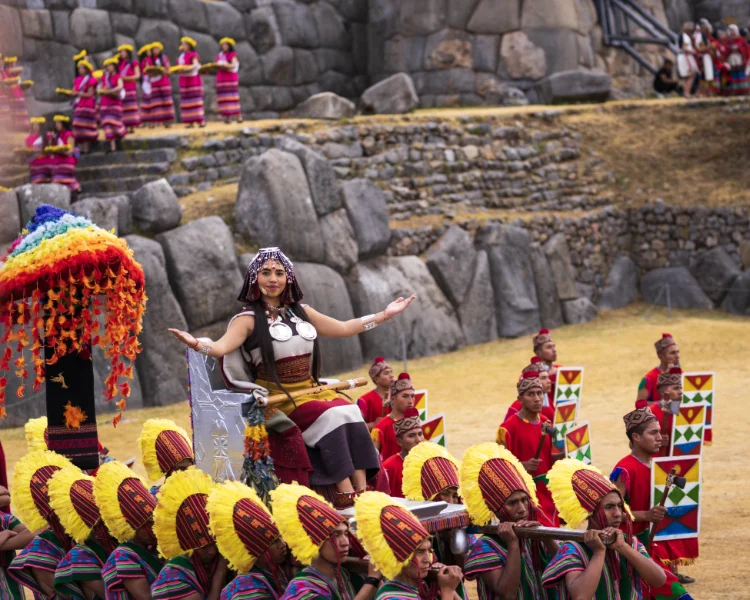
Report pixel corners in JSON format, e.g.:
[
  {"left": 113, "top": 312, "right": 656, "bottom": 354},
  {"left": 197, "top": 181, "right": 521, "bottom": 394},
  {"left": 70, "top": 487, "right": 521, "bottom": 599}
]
[{"left": 0, "top": 204, "right": 146, "bottom": 424}]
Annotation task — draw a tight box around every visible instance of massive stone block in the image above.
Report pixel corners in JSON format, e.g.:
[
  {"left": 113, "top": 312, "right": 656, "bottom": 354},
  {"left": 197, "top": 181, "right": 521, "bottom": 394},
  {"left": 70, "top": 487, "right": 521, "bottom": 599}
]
[
  {"left": 360, "top": 73, "right": 419, "bottom": 114},
  {"left": 0, "top": 190, "right": 21, "bottom": 248},
  {"left": 30, "top": 41, "right": 76, "bottom": 101},
  {"left": 341, "top": 179, "right": 391, "bottom": 259},
  {"left": 530, "top": 245, "right": 564, "bottom": 329},
  {"left": 500, "top": 31, "right": 547, "bottom": 80},
  {"left": 71, "top": 197, "right": 119, "bottom": 234},
  {"left": 522, "top": 0, "right": 580, "bottom": 30},
  {"left": 690, "top": 247, "right": 740, "bottom": 304},
  {"left": 640, "top": 267, "right": 714, "bottom": 310},
  {"left": 205, "top": 2, "right": 246, "bottom": 41},
  {"left": 134, "top": 0, "right": 168, "bottom": 19},
  {"left": 721, "top": 271, "right": 750, "bottom": 315},
  {"left": 425, "top": 225, "right": 477, "bottom": 307},
  {"left": 293, "top": 92, "right": 356, "bottom": 120},
  {"left": 457, "top": 250, "right": 498, "bottom": 345},
  {"left": 532, "top": 68, "right": 611, "bottom": 104},
  {"left": 135, "top": 19, "right": 180, "bottom": 64},
  {"left": 245, "top": 6, "right": 281, "bottom": 55},
  {"left": 544, "top": 233, "right": 579, "bottom": 301},
  {"left": 273, "top": 1, "right": 319, "bottom": 48},
  {"left": 131, "top": 178, "right": 182, "bottom": 234},
  {"left": 0, "top": 6, "right": 24, "bottom": 59},
  {"left": 562, "top": 296, "right": 598, "bottom": 324},
  {"left": 19, "top": 9, "right": 53, "bottom": 40},
  {"left": 69, "top": 8, "right": 114, "bottom": 53},
  {"left": 168, "top": 0, "right": 207, "bottom": 33},
  {"left": 466, "top": 0, "right": 521, "bottom": 34},
  {"left": 16, "top": 184, "right": 71, "bottom": 224},
  {"left": 598, "top": 255, "right": 638, "bottom": 310},
  {"left": 320, "top": 209, "right": 359, "bottom": 274}
]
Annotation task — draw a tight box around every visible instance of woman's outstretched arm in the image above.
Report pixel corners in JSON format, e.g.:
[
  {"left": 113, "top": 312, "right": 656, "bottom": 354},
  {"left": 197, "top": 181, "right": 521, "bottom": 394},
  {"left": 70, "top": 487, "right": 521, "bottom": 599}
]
[
  {"left": 304, "top": 295, "right": 417, "bottom": 338},
  {"left": 168, "top": 313, "right": 254, "bottom": 358}
]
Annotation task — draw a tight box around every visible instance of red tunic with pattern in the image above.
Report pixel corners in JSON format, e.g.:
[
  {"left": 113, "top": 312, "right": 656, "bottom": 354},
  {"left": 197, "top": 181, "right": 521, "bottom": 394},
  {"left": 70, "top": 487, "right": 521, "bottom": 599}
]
[
  {"left": 382, "top": 453, "right": 404, "bottom": 498},
  {"left": 504, "top": 400, "right": 555, "bottom": 424},
  {"left": 371, "top": 415, "right": 400, "bottom": 461},
  {"left": 357, "top": 389, "right": 391, "bottom": 423},
  {"left": 641, "top": 366, "right": 663, "bottom": 404}
]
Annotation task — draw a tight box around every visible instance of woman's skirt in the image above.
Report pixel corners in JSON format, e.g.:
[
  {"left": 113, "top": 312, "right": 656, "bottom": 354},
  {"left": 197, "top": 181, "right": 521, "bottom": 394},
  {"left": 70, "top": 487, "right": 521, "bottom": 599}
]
[
  {"left": 729, "top": 66, "right": 749, "bottom": 96},
  {"left": 52, "top": 155, "right": 80, "bottom": 192},
  {"left": 149, "top": 79, "right": 175, "bottom": 123},
  {"left": 178, "top": 75, "right": 205, "bottom": 124},
  {"left": 216, "top": 74, "right": 240, "bottom": 118},
  {"left": 122, "top": 87, "right": 141, "bottom": 128},
  {"left": 100, "top": 103, "right": 127, "bottom": 141},
  {"left": 72, "top": 104, "right": 98, "bottom": 143},
  {"left": 29, "top": 156, "right": 54, "bottom": 185}
]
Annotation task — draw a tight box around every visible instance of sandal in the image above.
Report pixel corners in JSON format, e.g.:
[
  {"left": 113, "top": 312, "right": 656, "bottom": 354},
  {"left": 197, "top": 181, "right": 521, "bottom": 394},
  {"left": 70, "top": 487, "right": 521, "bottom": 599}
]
[{"left": 677, "top": 574, "right": 695, "bottom": 585}]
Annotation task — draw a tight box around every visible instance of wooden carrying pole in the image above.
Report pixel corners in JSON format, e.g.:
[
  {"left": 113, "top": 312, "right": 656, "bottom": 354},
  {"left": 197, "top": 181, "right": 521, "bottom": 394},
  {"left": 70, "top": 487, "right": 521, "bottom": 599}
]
[
  {"left": 478, "top": 525, "right": 616, "bottom": 545},
  {"left": 647, "top": 466, "right": 676, "bottom": 550},
  {"left": 259, "top": 378, "right": 367, "bottom": 406}
]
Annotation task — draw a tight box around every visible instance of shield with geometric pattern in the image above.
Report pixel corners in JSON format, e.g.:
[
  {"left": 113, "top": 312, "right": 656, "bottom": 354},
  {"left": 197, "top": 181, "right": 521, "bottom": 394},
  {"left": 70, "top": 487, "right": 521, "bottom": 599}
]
[
  {"left": 421, "top": 413, "right": 446, "bottom": 448},
  {"left": 564, "top": 420, "right": 591, "bottom": 464},
  {"left": 553, "top": 367, "right": 584, "bottom": 405},
  {"left": 682, "top": 371, "right": 715, "bottom": 444},
  {"left": 552, "top": 401, "right": 578, "bottom": 452},
  {"left": 670, "top": 404, "right": 706, "bottom": 457},
  {"left": 650, "top": 456, "right": 701, "bottom": 541},
  {"left": 414, "top": 389, "right": 428, "bottom": 422}
]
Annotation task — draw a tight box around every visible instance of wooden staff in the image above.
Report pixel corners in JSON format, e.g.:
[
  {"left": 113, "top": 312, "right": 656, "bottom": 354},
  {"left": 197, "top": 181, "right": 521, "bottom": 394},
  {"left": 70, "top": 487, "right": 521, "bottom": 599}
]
[
  {"left": 259, "top": 378, "right": 367, "bottom": 406},
  {"left": 344, "top": 558, "right": 441, "bottom": 581},
  {"left": 647, "top": 467, "right": 676, "bottom": 550},
  {"left": 477, "top": 525, "right": 617, "bottom": 545},
  {"left": 534, "top": 425, "right": 556, "bottom": 460}
]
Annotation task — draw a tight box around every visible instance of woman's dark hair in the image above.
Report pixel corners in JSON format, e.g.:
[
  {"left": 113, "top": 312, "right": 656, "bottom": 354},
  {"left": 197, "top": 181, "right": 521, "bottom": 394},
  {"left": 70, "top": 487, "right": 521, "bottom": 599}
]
[
  {"left": 120, "top": 49, "right": 133, "bottom": 62},
  {"left": 242, "top": 301, "right": 321, "bottom": 402},
  {"left": 223, "top": 42, "right": 235, "bottom": 52}
]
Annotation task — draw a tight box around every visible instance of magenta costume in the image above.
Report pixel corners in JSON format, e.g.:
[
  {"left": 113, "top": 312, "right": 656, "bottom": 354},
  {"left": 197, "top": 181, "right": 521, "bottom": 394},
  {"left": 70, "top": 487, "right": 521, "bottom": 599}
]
[
  {"left": 216, "top": 51, "right": 241, "bottom": 119},
  {"left": 177, "top": 51, "right": 205, "bottom": 124},
  {"left": 118, "top": 60, "right": 141, "bottom": 128}
]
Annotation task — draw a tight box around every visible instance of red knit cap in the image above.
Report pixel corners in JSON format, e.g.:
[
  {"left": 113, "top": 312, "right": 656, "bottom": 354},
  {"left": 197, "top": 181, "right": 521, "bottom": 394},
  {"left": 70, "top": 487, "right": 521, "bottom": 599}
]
[
  {"left": 517, "top": 370, "right": 542, "bottom": 396},
  {"left": 390, "top": 372, "right": 414, "bottom": 398},
  {"left": 522, "top": 356, "right": 543, "bottom": 374},
  {"left": 393, "top": 407, "right": 422, "bottom": 438},
  {"left": 533, "top": 329, "right": 552, "bottom": 351},
  {"left": 657, "top": 366, "right": 682, "bottom": 388},
  {"left": 368, "top": 356, "right": 391, "bottom": 382},
  {"left": 654, "top": 333, "right": 676, "bottom": 354}
]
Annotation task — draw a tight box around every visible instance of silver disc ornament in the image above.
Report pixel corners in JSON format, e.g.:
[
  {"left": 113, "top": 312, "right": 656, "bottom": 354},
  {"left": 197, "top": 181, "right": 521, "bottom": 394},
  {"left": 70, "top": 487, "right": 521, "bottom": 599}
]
[
  {"left": 295, "top": 320, "right": 318, "bottom": 341},
  {"left": 269, "top": 320, "right": 293, "bottom": 341}
]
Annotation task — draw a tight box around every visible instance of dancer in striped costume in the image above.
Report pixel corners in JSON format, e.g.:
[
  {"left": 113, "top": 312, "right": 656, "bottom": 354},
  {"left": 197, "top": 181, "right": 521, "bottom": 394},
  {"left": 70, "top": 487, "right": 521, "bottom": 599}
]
[
  {"left": 137, "top": 419, "right": 194, "bottom": 496},
  {"left": 145, "top": 43, "right": 174, "bottom": 126},
  {"left": 0, "top": 490, "right": 34, "bottom": 600},
  {"left": 71, "top": 59, "right": 99, "bottom": 152},
  {"left": 49, "top": 470, "right": 117, "bottom": 600},
  {"left": 216, "top": 38, "right": 242, "bottom": 123},
  {"left": 96, "top": 461, "right": 163, "bottom": 600},
  {"left": 99, "top": 57, "right": 127, "bottom": 152},
  {"left": 177, "top": 37, "right": 205, "bottom": 127},
  {"left": 7, "top": 451, "right": 76, "bottom": 600},
  {"left": 25, "top": 117, "right": 54, "bottom": 185},
  {"left": 117, "top": 44, "right": 141, "bottom": 132},
  {"left": 2, "top": 56, "right": 28, "bottom": 131},
  {"left": 138, "top": 44, "right": 154, "bottom": 127},
  {"left": 49, "top": 115, "right": 80, "bottom": 193}
]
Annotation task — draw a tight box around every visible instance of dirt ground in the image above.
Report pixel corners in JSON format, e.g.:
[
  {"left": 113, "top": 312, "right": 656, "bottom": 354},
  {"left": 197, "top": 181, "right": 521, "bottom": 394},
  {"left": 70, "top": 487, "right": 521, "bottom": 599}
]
[{"left": 1, "top": 304, "right": 746, "bottom": 597}]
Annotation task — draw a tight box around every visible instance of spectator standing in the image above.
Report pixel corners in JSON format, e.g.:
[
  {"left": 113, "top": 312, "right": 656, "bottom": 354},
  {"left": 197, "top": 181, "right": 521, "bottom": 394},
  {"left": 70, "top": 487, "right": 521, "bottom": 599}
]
[
  {"left": 117, "top": 44, "right": 141, "bottom": 132},
  {"left": 216, "top": 38, "right": 242, "bottom": 123},
  {"left": 725, "top": 24, "right": 750, "bottom": 95},
  {"left": 677, "top": 22, "right": 699, "bottom": 97},
  {"left": 145, "top": 42, "right": 175, "bottom": 126},
  {"left": 176, "top": 37, "right": 205, "bottom": 127},
  {"left": 99, "top": 57, "right": 127, "bottom": 153}
]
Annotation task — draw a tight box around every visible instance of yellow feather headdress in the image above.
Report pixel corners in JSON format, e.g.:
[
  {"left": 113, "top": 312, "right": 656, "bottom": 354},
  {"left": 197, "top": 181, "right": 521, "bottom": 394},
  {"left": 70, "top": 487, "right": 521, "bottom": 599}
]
[
  {"left": 54, "top": 115, "right": 70, "bottom": 123},
  {"left": 72, "top": 49, "right": 87, "bottom": 62},
  {"left": 137, "top": 418, "right": 194, "bottom": 483},
  {"left": 354, "top": 491, "right": 430, "bottom": 580},
  {"left": 137, "top": 43, "right": 153, "bottom": 56},
  {"left": 459, "top": 442, "right": 538, "bottom": 526},
  {"left": 117, "top": 44, "right": 134, "bottom": 53},
  {"left": 103, "top": 57, "right": 119, "bottom": 67},
  {"left": 94, "top": 461, "right": 156, "bottom": 543},
  {"left": 403, "top": 441, "right": 460, "bottom": 502},
  {"left": 151, "top": 41, "right": 164, "bottom": 51},
  {"left": 11, "top": 450, "right": 75, "bottom": 531},
  {"left": 77, "top": 59, "right": 94, "bottom": 73},
  {"left": 219, "top": 37, "right": 236, "bottom": 47},
  {"left": 153, "top": 467, "right": 216, "bottom": 560},
  {"left": 207, "top": 481, "right": 279, "bottom": 574},
  {"left": 24, "top": 416, "right": 48, "bottom": 451},
  {"left": 180, "top": 36, "right": 197, "bottom": 48},
  {"left": 49, "top": 470, "right": 99, "bottom": 544},
  {"left": 29, "top": 117, "right": 46, "bottom": 125},
  {"left": 4, "top": 57, "right": 18, "bottom": 64}
]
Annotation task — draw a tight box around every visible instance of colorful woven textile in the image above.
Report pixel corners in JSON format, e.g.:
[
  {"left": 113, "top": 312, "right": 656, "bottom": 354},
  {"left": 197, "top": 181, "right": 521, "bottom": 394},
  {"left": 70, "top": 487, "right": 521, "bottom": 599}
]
[
  {"left": 102, "top": 541, "right": 163, "bottom": 600},
  {"left": 220, "top": 566, "right": 285, "bottom": 600},
  {"left": 280, "top": 566, "right": 359, "bottom": 600},
  {"left": 53, "top": 541, "right": 108, "bottom": 600},
  {"left": 7, "top": 531, "right": 66, "bottom": 599}
]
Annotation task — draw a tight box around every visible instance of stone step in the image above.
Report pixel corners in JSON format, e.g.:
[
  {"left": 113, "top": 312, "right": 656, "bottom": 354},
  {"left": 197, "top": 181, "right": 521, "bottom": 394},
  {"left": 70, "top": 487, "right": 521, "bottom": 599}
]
[
  {"left": 76, "top": 161, "right": 171, "bottom": 183},
  {"left": 82, "top": 174, "right": 162, "bottom": 195},
  {"left": 78, "top": 147, "right": 178, "bottom": 168}
]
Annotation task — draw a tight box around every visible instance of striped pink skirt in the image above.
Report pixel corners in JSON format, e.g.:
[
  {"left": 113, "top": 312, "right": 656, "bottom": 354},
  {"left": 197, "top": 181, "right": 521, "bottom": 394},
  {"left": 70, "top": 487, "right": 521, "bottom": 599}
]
[
  {"left": 29, "top": 155, "right": 54, "bottom": 184},
  {"left": 52, "top": 155, "right": 80, "bottom": 192},
  {"left": 73, "top": 105, "right": 98, "bottom": 143},
  {"left": 149, "top": 79, "right": 175, "bottom": 123},
  {"left": 179, "top": 75, "right": 204, "bottom": 124},
  {"left": 216, "top": 77, "right": 240, "bottom": 118},
  {"left": 122, "top": 87, "right": 141, "bottom": 128},
  {"left": 100, "top": 103, "right": 126, "bottom": 141}
]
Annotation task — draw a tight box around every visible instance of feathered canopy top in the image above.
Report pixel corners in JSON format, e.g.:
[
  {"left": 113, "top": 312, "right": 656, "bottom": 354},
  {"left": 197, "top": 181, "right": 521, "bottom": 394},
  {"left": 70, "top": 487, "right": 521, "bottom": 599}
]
[
  {"left": 49, "top": 470, "right": 100, "bottom": 544},
  {"left": 94, "top": 461, "right": 156, "bottom": 543},
  {"left": 25, "top": 416, "right": 48, "bottom": 452},
  {"left": 354, "top": 491, "right": 430, "bottom": 580},
  {"left": 137, "top": 419, "right": 194, "bottom": 483},
  {"left": 207, "top": 481, "right": 280, "bottom": 574},
  {"left": 270, "top": 483, "right": 344, "bottom": 565},
  {"left": 11, "top": 450, "right": 75, "bottom": 531},
  {"left": 460, "top": 442, "right": 538, "bottom": 526},
  {"left": 153, "top": 467, "right": 216, "bottom": 559},
  {"left": 403, "top": 442, "right": 459, "bottom": 502}
]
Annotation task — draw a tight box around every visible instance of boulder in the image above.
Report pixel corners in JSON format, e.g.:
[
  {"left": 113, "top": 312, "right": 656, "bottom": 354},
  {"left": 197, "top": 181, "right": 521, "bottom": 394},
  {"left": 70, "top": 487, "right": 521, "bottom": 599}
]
[
  {"left": 466, "top": 0, "right": 521, "bottom": 34},
  {"left": 235, "top": 149, "right": 326, "bottom": 263},
  {"left": 522, "top": 0, "right": 579, "bottom": 30},
  {"left": 295, "top": 262, "right": 364, "bottom": 374},
  {"left": 425, "top": 225, "right": 477, "bottom": 307},
  {"left": 562, "top": 297, "right": 598, "bottom": 324},
  {"left": 20, "top": 9, "right": 53, "bottom": 40},
  {"left": 690, "top": 247, "right": 740, "bottom": 304},
  {"left": 16, "top": 184, "right": 71, "bottom": 224},
  {"left": 167, "top": 0, "right": 207, "bottom": 33},
  {"left": 721, "top": 270, "right": 750, "bottom": 315},
  {"left": 0, "top": 6, "right": 23, "bottom": 58},
  {"left": 245, "top": 6, "right": 281, "bottom": 54},
  {"left": 341, "top": 179, "right": 391, "bottom": 259},
  {"left": 69, "top": 8, "right": 114, "bottom": 53},
  {"left": 500, "top": 31, "right": 547, "bottom": 80},
  {"left": 530, "top": 245, "right": 564, "bottom": 329},
  {"left": 275, "top": 137, "right": 343, "bottom": 216},
  {"left": 544, "top": 233, "right": 579, "bottom": 301},
  {"left": 111, "top": 13, "right": 139, "bottom": 37},
  {"left": 131, "top": 179, "right": 181, "bottom": 234},
  {"left": 478, "top": 224, "right": 541, "bottom": 338},
  {"left": 262, "top": 46, "right": 296, "bottom": 86},
  {"left": 361, "top": 73, "right": 419, "bottom": 114},
  {"left": 156, "top": 217, "right": 243, "bottom": 331},
  {"left": 640, "top": 267, "right": 714, "bottom": 310},
  {"left": 532, "top": 68, "right": 611, "bottom": 104},
  {"left": 598, "top": 255, "right": 638, "bottom": 310},
  {"left": 320, "top": 209, "right": 359, "bottom": 274},
  {"left": 135, "top": 19, "right": 180, "bottom": 64},
  {"left": 124, "top": 235, "right": 189, "bottom": 406},
  {"left": 71, "top": 197, "right": 119, "bottom": 234},
  {"left": 346, "top": 256, "right": 465, "bottom": 360},
  {"left": 476, "top": 75, "right": 529, "bottom": 105},
  {"left": 30, "top": 41, "right": 77, "bottom": 102},
  {"left": 108, "top": 195, "right": 133, "bottom": 236},
  {"left": 273, "top": 1, "right": 318, "bottom": 48},
  {"left": 457, "top": 250, "right": 498, "bottom": 345},
  {"left": 0, "top": 190, "right": 20, "bottom": 247},
  {"left": 205, "top": 1, "right": 246, "bottom": 41},
  {"left": 293, "top": 92, "right": 356, "bottom": 120},
  {"left": 133, "top": 0, "right": 168, "bottom": 18}
]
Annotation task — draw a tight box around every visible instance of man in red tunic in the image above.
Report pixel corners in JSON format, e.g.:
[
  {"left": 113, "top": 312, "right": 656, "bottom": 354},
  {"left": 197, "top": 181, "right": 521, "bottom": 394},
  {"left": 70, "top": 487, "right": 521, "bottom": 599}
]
[
  {"left": 638, "top": 333, "right": 680, "bottom": 404},
  {"left": 505, "top": 357, "right": 555, "bottom": 423},
  {"left": 533, "top": 329, "right": 559, "bottom": 405},
  {"left": 648, "top": 367, "right": 684, "bottom": 458},
  {"left": 357, "top": 356, "right": 393, "bottom": 431},
  {"left": 381, "top": 408, "right": 424, "bottom": 498},
  {"left": 371, "top": 372, "right": 415, "bottom": 461},
  {"left": 612, "top": 405, "right": 698, "bottom": 586},
  {"left": 497, "top": 371, "right": 561, "bottom": 525}
]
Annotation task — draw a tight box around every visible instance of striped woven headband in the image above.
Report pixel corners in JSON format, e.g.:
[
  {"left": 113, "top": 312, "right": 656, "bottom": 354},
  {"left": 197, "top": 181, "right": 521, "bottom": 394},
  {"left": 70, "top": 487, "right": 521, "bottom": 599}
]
[
  {"left": 176, "top": 494, "right": 214, "bottom": 551},
  {"left": 118, "top": 478, "right": 157, "bottom": 531},
  {"left": 380, "top": 505, "right": 429, "bottom": 562},
  {"left": 657, "top": 369, "right": 682, "bottom": 387},
  {"left": 517, "top": 372, "right": 542, "bottom": 395},
  {"left": 30, "top": 465, "right": 63, "bottom": 518},
  {"left": 421, "top": 457, "right": 459, "bottom": 501},
  {"left": 478, "top": 458, "right": 530, "bottom": 514},
  {"left": 155, "top": 430, "right": 193, "bottom": 475},
  {"left": 654, "top": 334, "right": 676, "bottom": 353},
  {"left": 296, "top": 495, "right": 343, "bottom": 547},
  {"left": 233, "top": 497, "right": 280, "bottom": 557},
  {"left": 70, "top": 479, "right": 100, "bottom": 528},
  {"left": 571, "top": 469, "right": 615, "bottom": 514}
]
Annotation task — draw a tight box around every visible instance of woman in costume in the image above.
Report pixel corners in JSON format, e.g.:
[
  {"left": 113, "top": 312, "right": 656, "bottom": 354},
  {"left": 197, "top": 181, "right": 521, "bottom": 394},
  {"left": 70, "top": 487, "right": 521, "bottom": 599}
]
[
  {"left": 137, "top": 418, "right": 195, "bottom": 495},
  {"left": 71, "top": 58, "right": 99, "bottom": 152},
  {"left": 2, "top": 56, "right": 29, "bottom": 131},
  {"left": 176, "top": 37, "right": 205, "bottom": 127},
  {"left": 49, "top": 115, "right": 81, "bottom": 193},
  {"left": 676, "top": 22, "right": 699, "bottom": 97},
  {"left": 49, "top": 470, "right": 118, "bottom": 600},
  {"left": 273, "top": 483, "right": 379, "bottom": 600},
  {"left": 207, "top": 482, "right": 289, "bottom": 600},
  {"left": 168, "top": 247, "right": 416, "bottom": 509},
  {"left": 725, "top": 24, "right": 750, "bottom": 95},
  {"left": 99, "top": 57, "right": 127, "bottom": 152},
  {"left": 96, "top": 461, "right": 164, "bottom": 600},
  {"left": 25, "top": 117, "right": 54, "bottom": 185},
  {"left": 7, "top": 450, "right": 76, "bottom": 600},
  {"left": 151, "top": 468, "right": 228, "bottom": 600},
  {"left": 117, "top": 44, "right": 142, "bottom": 132},
  {"left": 0, "top": 485, "right": 35, "bottom": 600},
  {"left": 145, "top": 42, "right": 175, "bottom": 127},
  {"left": 541, "top": 459, "right": 667, "bottom": 600},
  {"left": 138, "top": 44, "right": 154, "bottom": 127},
  {"left": 215, "top": 38, "right": 241, "bottom": 123}
]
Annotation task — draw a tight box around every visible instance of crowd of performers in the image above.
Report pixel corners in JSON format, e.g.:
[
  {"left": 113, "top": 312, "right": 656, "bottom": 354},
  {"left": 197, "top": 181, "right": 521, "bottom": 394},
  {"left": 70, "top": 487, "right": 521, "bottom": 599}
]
[{"left": 0, "top": 247, "right": 700, "bottom": 600}]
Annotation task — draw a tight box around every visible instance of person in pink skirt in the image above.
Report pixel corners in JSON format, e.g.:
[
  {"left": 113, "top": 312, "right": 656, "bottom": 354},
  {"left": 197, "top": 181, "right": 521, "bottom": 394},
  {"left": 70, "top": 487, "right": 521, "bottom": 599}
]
[
  {"left": 117, "top": 43, "right": 141, "bottom": 132},
  {"left": 24, "top": 116, "right": 54, "bottom": 184},
  {"left": 71, "top": 58, "right": 99, "bottom": 153},
  {"left": 176, "top": 36, "right": 205, "bottom": 127},
  {"left": 145, "top": 42, "right": 174, "bottom": 127},
  {"left": 49, "top": 115, "right": 80, "bottom": 194},
  {"left": 138, "top": 44, "right": 153, "bottom": 128},
  {"left": 216, "top": 37, "right": 242, "bottom": 123},
  {"left": 2, "top": 56, "right": 29, "bottom": 131},
  {"left": 99, "top": 57, "right": 127, "bottom": 152}
]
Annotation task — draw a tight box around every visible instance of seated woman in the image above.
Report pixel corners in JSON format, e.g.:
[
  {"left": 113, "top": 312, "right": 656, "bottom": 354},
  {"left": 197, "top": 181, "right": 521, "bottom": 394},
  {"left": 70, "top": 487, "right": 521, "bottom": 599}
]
[{"left": 169, "top": 247, "right": 416, "bottom": 509}]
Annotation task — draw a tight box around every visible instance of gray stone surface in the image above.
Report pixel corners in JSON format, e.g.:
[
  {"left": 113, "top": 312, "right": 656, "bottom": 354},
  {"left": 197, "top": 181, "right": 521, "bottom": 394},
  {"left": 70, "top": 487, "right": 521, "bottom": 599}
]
[
  {"left": 167, "top": 0, "right": 207, "bottom": 33},
  {"left": 478, "top": 224, "right": 541, "bottom": 338},
  {"left": 30, "top": 41, "right": 76, "bottom": 101},
  {"left": 131, "top": 178, "right": 182, "bottom": 234},
  {"left": 20, "top": 8, "right": 53, "bottom": 39},
  {"left": 235, "top": 149, "right": 326, "bottom": 263},
  {"left": 598, "top": 255, "right": 638, "bottom": 310},
  {"left": 361, "top": 73, "right": 419, "bottom": 114},
  {"left": 124, "top": 235, "right": 189, "bottom": 406},
  {"left": 320, "top": 208, "right": 359, "bottom": 274},
  {"left": 109, "top": 195, "right": 133, "bottom": 236},
  {"left": 245, "top": 6, "right": 281, "bottom": 54},
  {"left": 71, "top": 197, "right": 119, "bottom": 234},
  {"left": 466, "top": 0, "right": 521, "bottom": 34},
  {"left": 273, "top": 0, "right": 318, "bottom": 48},
  {"left": 346, "top": 255, "right": 465, "bottom": 360},
  {"left": 721, "top": 270, "right": 750, "bottom": 315},
  {"left": 69, "top": 8, "right": 114, "bottom": 52},
  {"left": 293, "top": 92, "right": 356, "bottom": 120},
  {"left": 530, "top": 245, "right": 564, "bottom": 329},
  {"left": 640, "top": 267, "right": 714, "bottom": 309},
  {"left": 532, "top": 68, "right": 611, "bottom": 104},
  {"left": 457, "top": 249, "right": 498, "bottom": 345},
  {"left": 0, "top": 6, "right": 24, "bottom": 58},
  {"left": 544, "top": 233, "right": 579, "bottom": 301},
  {"left": 236, "top": 41, "right": 263, "bottom": 85},
  {"left": 205, "top": 1, "right": 246, "bottom": 41},
  {"left": 133, "top": 0, "right": 168, "bottom": 18},
  {"left": 51, "top": 10, "right": 70, "bottom": 43},
  {"left": 294, "top": 262, "right": 364, "bottom": 374},
  {"left": 262, "top": 45, "right": 296, "bottom": 86},
  {"left": 156, "top": 217, "right": 242, "bottom": 331},
  {"left": 425, "top": 225, "right": 476, "bottom": 307},
  {"left": 562, "top": 296, "right": 598, "bottom": 324},
  {"left": 500, "top": 31, "right": 547, "bottom": 79},
  {"left": 111, "top": 12, "right": 139, "bottom": 36},
  {"left": 16, "top": 184, "right": 71, "bottom": 224},
  {"left": 690, "top": 247, "right": 741, "bottom": 304},
  {"left": 342, "top": 178, "right": 391, "bottom": 259},
  {"left": 0, "top": 190, "right": 20, "bottom": 247},
  {"left": 135, "top": 19, "right": 180, "bottom": 63}
]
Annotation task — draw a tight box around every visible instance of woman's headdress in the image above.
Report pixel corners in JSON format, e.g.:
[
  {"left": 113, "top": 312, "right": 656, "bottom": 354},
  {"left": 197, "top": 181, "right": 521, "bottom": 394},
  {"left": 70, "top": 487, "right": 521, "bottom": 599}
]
[
  {"left": 49, "top": 470, "right": 102, "bottom": 544},
  {"left": 237, "top": 247, "right": 303, "bottom": 304},
  {"left": 137, "top": 418, "right": 194, "bottom": 483},
  {"left": 403, "top": 441, "right": 459, "bottom": 502},
  {"left": 94, "top": 461, "right": 157, "bottom": 543}
]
